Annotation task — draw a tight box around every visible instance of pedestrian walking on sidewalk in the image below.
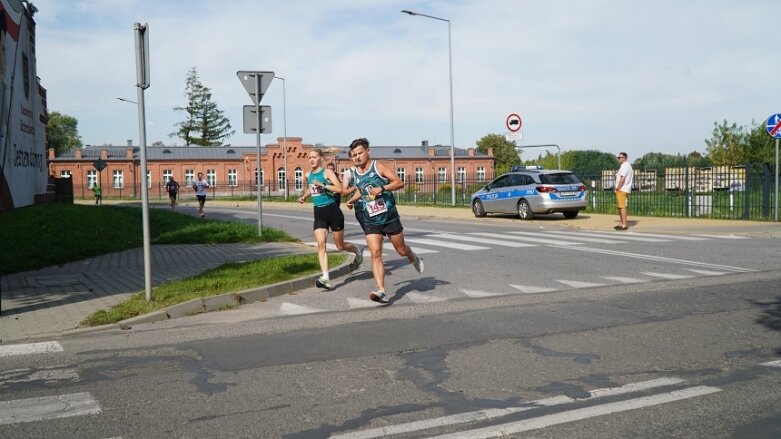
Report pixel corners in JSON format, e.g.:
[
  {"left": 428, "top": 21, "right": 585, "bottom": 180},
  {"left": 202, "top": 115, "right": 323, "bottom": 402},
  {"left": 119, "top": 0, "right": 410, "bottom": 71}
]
[
  {"left": 193, "top": 172, "right": 210, "bottom": 218},
  {"left": 166, "top": 176, "right": 180, "bottom": 209},
  {"left": 346, "top": 137, "right": 423, "bottom": 304},
  {"left": 91, "top": 183, "right": 102, "bottom": 205},
  {"left": 298, "top": 148, "right": 363, "bottom": 290},
  {"left": 614, "top": 152, "right": 634, "bottom": 230}
]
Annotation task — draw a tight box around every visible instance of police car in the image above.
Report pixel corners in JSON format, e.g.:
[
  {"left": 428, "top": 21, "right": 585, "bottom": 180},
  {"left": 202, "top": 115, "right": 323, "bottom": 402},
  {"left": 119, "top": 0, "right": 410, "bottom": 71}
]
[{"left": 470, "top": 167, "right": 587, "bottom": 220}]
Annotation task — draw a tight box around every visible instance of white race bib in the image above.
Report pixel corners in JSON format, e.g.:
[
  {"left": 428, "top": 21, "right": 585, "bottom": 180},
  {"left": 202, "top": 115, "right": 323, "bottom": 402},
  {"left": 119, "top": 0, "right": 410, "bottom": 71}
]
[{"left": 366, "top": 198, "right": 388, "bottom": 217}]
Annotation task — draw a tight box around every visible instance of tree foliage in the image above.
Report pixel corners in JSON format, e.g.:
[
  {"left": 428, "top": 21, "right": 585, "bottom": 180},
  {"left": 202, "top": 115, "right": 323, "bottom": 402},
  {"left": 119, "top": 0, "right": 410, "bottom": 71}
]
[
  {"left": 47, "top": 111, "right": 82, "bottom": 153},
  {"left": 632, "top": 151, "right": 710, "bottom": 170},
  {"left": 745, "top": 119, "right": 775, "bottom": 164},
  {"left": 704, "top": 120, "right": 747, "bottom": 165},
  {"left": 475, "top": 134, "right": 520, "bottom": 173},
  {"left": 170, "top": 67, "right": 234, "bottom": 146}
]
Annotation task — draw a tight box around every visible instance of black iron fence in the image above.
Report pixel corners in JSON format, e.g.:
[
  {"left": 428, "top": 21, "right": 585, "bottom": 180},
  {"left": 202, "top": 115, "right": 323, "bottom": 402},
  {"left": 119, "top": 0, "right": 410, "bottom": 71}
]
[{"left": 71, "top": 163, "right": 779, "bottom": 221}]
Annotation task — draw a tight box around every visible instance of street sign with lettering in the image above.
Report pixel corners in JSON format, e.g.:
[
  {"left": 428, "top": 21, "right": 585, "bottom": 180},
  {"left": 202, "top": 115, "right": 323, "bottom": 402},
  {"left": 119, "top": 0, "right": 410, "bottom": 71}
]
[{"left": 236, "top": 71, "right": 275, "bottom": 105}]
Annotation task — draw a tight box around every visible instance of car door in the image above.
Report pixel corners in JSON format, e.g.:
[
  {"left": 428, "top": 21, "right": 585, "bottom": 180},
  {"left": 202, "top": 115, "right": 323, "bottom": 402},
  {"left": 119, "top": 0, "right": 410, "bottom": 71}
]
[{"left": 479, "top": 175, "right": 511, "bottom": 213}]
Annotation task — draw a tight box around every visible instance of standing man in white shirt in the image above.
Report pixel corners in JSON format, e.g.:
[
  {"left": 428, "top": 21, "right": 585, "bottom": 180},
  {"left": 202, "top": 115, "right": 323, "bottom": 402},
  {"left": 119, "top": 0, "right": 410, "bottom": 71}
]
[
  {"left": 614, "top": 152, "right": 634, "bottom": 230},
  {"left": 193, "top": 172, "right": 210, "bottom": 218}
]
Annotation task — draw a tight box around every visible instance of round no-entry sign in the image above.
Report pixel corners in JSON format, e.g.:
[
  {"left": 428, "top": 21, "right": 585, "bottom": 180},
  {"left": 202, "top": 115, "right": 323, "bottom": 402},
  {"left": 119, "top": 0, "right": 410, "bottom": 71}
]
[{"left": 506, "top": 113, "right": 522, "bottom": 132}]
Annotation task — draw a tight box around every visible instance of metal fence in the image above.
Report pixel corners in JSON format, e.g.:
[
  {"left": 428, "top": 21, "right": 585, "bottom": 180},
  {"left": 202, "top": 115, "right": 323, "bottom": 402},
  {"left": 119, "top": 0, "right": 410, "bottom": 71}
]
[{"left": 72, "top": 164, "right": 779, "bottom": 221}]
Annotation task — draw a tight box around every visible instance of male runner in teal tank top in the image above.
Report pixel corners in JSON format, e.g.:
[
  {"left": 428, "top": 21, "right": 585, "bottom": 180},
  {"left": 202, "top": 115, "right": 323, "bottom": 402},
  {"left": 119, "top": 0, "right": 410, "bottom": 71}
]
[
  {"left": 345, "top": 138, "right": 423, "bottom": 304},
  {"left": 299, "top": 149, "right": 363, "bottom": 290}
]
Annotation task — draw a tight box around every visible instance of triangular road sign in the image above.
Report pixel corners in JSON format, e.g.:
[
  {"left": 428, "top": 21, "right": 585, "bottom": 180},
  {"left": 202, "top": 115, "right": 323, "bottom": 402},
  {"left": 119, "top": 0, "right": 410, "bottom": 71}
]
[{"left": 236, "top": 71, "right": 275, "bottom": 105}]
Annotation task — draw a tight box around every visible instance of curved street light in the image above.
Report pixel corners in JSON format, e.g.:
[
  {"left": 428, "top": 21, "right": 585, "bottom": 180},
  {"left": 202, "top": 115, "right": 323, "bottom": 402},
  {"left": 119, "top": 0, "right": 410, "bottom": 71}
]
[{"left": 402, "top": 9, "right": 456, "bottom": 206}]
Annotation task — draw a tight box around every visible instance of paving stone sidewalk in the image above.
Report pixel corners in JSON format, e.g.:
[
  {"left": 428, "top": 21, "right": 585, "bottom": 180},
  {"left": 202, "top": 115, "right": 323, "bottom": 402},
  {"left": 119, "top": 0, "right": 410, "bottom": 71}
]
[{"left": 0, "top": 242, "right": 314, "bottom": 342}]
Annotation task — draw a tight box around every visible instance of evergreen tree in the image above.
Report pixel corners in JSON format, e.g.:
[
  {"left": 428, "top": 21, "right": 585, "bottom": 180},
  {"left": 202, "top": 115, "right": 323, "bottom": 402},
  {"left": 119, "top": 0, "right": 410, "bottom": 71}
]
[{"left": 170, "top": 67, "right": 235, "bottom": 146}]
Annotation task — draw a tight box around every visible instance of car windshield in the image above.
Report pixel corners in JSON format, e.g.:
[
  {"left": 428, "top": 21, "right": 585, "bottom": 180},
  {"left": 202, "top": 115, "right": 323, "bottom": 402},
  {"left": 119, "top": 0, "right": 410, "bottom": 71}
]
[{"left": 539, "top": 173, "right": 580, "bottom": 185}]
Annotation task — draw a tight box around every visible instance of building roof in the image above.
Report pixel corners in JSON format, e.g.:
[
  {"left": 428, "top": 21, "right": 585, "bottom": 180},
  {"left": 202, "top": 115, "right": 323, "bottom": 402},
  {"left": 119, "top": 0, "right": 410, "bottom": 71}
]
[{"left": 52, "top": 145, "right": 491, "bottom": 161}]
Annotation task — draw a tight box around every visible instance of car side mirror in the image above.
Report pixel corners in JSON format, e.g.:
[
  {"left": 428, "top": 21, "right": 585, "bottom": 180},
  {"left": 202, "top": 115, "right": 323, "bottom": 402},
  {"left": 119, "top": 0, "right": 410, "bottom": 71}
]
[{"left": 483, "top": 185, "right": 490, "bottom": 192}]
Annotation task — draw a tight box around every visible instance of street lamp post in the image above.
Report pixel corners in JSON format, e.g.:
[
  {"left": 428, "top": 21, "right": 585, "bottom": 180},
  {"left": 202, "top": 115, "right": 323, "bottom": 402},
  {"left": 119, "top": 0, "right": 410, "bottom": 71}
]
[
  {"left": 402, "top": 9, "right": 456, "bottom": 206},
  {"left": 276, "top": 76, "right": 289, "bottom": 200}
]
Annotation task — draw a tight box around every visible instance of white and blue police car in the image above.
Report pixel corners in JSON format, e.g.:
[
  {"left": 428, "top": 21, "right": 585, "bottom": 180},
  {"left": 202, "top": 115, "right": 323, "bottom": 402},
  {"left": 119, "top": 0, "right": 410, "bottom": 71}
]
[{"left": 470, "top": 167, "right": 587, "bottom": 220}]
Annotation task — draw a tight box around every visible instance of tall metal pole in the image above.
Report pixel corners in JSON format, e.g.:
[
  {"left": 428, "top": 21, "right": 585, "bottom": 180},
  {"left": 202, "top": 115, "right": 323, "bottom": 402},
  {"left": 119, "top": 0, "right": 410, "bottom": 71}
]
[
  {"left": 402, "top": 10, "right": 456, "bottom": 206},
  {"left": 278, "top": 76, "right": 289, "bottom": 200},
  {"left": 775, "top": 137, "right": 778, "bottom": 222},
  {"left": 133, "top": 22, "right": 152, "bottom": 302},
  {"left": 255, "top": 74, "right": 263, "bottom": 236}
]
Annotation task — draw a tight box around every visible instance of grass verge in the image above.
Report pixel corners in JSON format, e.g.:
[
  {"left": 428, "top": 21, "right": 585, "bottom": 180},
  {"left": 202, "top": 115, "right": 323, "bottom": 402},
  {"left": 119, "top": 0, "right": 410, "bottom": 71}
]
[{"left": 81, "top": 253, "right": 346, "bottom": 326}]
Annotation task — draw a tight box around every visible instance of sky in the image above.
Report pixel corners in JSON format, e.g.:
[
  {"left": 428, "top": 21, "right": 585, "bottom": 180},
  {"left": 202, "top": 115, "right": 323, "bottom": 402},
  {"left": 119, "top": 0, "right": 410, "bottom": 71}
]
[{"left": 32, "top": 0, "right": 778, "bottom": 160}]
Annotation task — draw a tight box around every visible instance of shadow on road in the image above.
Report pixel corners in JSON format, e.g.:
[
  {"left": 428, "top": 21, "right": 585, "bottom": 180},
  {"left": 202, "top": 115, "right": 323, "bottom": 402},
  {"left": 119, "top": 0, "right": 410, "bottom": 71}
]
[{"left": 754, "top": 295, "right": 781, "bottom": 354}]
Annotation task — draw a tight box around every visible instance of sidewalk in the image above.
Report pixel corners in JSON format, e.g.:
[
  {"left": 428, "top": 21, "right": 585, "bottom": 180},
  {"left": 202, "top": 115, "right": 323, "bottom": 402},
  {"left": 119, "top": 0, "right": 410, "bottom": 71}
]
[{"left": 2, "top": 204, "right": 779, "bottom": 343}]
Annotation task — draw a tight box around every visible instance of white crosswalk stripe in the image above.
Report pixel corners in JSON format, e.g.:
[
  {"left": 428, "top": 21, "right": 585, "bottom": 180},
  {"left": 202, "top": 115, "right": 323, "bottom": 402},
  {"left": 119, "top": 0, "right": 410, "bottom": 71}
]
[
  {"left": 685, "top": 269, "right": 727, "bottom": 276},
  {"left": 602, "top": 276, "right": 649, "bottom": 284},
  {"left": 641, "top": 271, "right": 696, "bottom": 280},
  {"left": 279, "top": 302, "right": 325, "bottom": 315},
  {"left": 509, "top": 284, "right": 558, "bottom": 294},
  {"left": 406, "top": 292, "right": 447, "bottom": 303},
  {"left": 426, "top": 233, "right": 536, "bottom": 247},
  {"left": 0, "top": 392, "right": 102, "bottom": 425},
  {"left": 0, "top": 341, "right": 63, "bottom": 357},
  {"left": 622, "top": 231, "right": 709, "bottom": 241},
  {"left": 471, "top": 232, "right": 581, "bottom": 246},
  {"left": 461, "top": 289, "right": 507, "bottom": 298},
  {"left": 548, "top": 230, "right": 670, "bottom": 242},
  {"left": 544, "top": 231, "right": 626, "bottom": 244},
  {"left": 403, "top": 237, "right": 490, "bottom": 251},
  {"left": 347, "top": 297, "right": 380, "bottom": 308},
  {"left": 556, "top": 280, "right": 606, "bottom": 288}
]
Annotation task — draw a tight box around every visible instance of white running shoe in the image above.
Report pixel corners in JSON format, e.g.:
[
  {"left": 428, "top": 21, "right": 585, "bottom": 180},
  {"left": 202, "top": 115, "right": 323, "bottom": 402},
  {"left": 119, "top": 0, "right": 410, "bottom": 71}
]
[
  {"left": 315, "top": 276, "right": 332, "bottom": 290},
  {"left": 354, "top": 246, "right": 364, "bottom": 267},
  {"left": 369, "top": 291, "right": 389, "bottom": 304},
  {"left": 411, "top": 255, "right": 424, "bottom": 274}
]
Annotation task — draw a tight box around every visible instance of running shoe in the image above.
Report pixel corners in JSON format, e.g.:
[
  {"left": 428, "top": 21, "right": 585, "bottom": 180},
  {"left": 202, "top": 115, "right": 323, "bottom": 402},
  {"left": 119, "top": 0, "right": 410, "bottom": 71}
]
[
  {"left": 354, "top": 246, "right": 364, "bottom": 267},
  {"left": 411, "top": 255, "right": 424, "bottom": 274},
  {"left": 315, "top": 276, "right": 332, "bottom": 290},
  {"left": 369, "top": 291, "right": 389, "bottom": 304}
]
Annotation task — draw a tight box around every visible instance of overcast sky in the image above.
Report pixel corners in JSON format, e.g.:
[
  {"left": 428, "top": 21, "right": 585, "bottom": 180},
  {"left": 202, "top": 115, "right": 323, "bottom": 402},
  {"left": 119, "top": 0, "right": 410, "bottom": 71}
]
[{"left": 32, "top": 0, "right": 777, "bottom": 160}]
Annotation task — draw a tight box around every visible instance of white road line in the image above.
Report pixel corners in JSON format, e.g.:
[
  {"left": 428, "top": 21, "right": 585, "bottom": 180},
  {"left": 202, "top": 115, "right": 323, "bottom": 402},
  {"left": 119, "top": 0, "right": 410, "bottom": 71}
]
[
  {"left": 760, "top": 360, "right": 781, "bottom": 368},
  {"left": 641, "top": 272, "right": 695, "bottom": 280},
  {"left": 429, "top": 386, "right": 721, "bottom": 439},
  {"left": 0, "top": 341, "right": 64, "bottom": 358},
  {"left": 279, "top": 302, "right": 324, "bottom": 315},
  {"left": 406, "top": 293, "right": 447, "bottom": 303},
  {"left": 622, "top": 231, "right": 708, "bottom": 241},
  {"left": 0, "top": 367, "right": 79, "bottom": 386},
  {"left": 426, "top": 234, "right": 537, "bottom": 248},
  {"left": 559, "top": 246, "right": 754, "bottom": 273},
  {"left": 544, "top": 231, "right": 626, "bottom": 244},
  {"left": 0, "top": 392, "right": 102, "bottom": 425},
  {"left": 509, "top": 284, "right": 558, "bottom": 294},
  {"left": 556, "top": 280, "right": 606, "bottom": 289},
  {"left": 685, "top": 269, "right": 726, "bottom": 276},
  {"left": 404, "top": 238, "right": 489, "bottom": 251},
  {"left": 347, "top": 297, "right": 379, "bottom": 308},
  {"left": 461, "top": 289, "right": 507, "bottom": 298},
  {"left": 546, "top": 230, "right": 670, "bottom": 242},
  {"left": 692, "top": 234, "right": 749, "bottom": 239},
  {"left": 472, "top": 232, "right": 582, "bottom": 246},
  {"left": 329, "top": 378, "right": 686, "bottom": 439},
  {"left": 602, "top": 276, "right": 649, "bottom": 284},
  {"left": 303, "top": 242, "right": 397, "bottom": 256}
]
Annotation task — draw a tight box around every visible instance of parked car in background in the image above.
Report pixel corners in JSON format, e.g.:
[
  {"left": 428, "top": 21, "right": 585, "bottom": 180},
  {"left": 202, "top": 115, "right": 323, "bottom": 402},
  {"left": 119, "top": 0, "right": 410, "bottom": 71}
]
[{"left": 470, "top": 169, "right": 587, "bottom": 220}]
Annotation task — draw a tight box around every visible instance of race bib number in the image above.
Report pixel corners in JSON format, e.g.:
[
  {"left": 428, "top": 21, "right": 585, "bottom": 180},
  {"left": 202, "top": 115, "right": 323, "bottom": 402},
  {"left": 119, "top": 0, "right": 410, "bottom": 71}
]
[
  {"left": 366, "top": 198, "right": 388, "bottom": 217},
  {"left": 309, "top": 184, "right": 324, "bottom": 195}
]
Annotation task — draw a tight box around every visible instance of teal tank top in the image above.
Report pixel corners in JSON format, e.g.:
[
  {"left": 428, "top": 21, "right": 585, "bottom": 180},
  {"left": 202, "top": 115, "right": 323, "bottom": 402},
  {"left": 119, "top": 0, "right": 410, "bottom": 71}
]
[
  {"left": 308, "top": 168, "right": 338, "bottom": 207},
  {"left": 353, "top": 161, "right": 399, "bottom": 225}
]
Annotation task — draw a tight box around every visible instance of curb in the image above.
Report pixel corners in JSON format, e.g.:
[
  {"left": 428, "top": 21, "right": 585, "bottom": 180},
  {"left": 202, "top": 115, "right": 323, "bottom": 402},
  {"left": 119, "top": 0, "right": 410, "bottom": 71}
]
[{"left": 115, "top": 253, "right": 358, "bottom": 328}]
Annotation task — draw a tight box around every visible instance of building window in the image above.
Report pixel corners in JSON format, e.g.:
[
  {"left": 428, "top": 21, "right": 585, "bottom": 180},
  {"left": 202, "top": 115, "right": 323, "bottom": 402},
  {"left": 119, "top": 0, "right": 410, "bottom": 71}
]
[
  {"left": 113, "top": 170, "right": 124, "bottom": 188},
  {"left": 163, "top": 169, "right": 173, "bottom": 183},
  {"left": 87, "top": 170, "right": 97, "bottom": 188},
  {"left": 228, "top": 169, "right": 238, "bottom": 187},
  {"left": 206, "top": 169, "right": 216, "bottom": 187},
  {"left": 146, "top": 170, "right": 152, "bottom": 188},
  {"left": 255, "top": 169, "right": 264, "bottom": 186},
  {"left": 415, "top": 167, "right": 424, "bottom": 184},
  {"left": 458, "top": 167, "right": 465, "bottom": 183},
  {"left": 294, "top": 167, "right": 303, "bottom": 190},
  {"left": 60, "top": 170, "right": 71, "bottom": 178},
  {"left": 438, "top": 167, "right": 446, "bottom": 183},
  {"left": 397, "top": 167, "right": 405, "bottom": 182},
  {"left": 278, "top": 167, "right": 286, "bottom": 190},
  {"left": 477, "top": 166, "right": 486, "bottom": 182},
  {"left": 185, "top": 169, "right": 194, "bottom": 187}
]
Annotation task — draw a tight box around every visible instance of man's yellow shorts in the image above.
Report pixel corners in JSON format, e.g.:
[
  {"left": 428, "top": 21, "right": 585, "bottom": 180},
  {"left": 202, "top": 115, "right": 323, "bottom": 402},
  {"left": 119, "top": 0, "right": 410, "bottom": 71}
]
[{"left": 616, "top": 191, "right": 628, "bottom": 209}]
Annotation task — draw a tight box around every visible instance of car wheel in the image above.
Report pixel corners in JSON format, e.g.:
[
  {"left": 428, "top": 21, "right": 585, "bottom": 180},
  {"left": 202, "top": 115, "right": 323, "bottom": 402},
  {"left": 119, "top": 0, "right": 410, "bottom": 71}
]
[
  {"left": 518, "top": 200, "right": 534, "bottom": 220},
  {"left": 563, "top": 210, "right": 579, "bottom": 219},
  {"left": 472, "top": 200, "right": 486, "bottom": 217}
]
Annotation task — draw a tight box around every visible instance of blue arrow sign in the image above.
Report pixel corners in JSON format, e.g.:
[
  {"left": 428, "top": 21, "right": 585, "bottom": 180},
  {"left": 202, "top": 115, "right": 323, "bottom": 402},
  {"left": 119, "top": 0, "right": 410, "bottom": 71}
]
[{"left": 767, "top": 113, "right": 781, "bottom": 139}]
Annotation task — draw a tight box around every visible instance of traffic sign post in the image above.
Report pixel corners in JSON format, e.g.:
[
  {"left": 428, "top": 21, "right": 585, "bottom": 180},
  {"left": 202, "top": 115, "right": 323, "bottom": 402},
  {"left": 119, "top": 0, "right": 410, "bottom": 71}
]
[
  {"left": 767, "top": 113, "right": 781, "bottom": 222},
  {"left": 506, "top": 113, "right": 522, "bottom": 132},
  {"left": 237, "top": 71, "right": 275, "bottom": 237}
]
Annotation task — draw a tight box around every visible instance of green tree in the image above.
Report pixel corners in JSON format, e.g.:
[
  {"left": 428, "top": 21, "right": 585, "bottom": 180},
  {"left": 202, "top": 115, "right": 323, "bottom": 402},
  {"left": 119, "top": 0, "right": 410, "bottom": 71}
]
[
  {"left": 170, "top": 67, "right": 234, "bottom": 146},
  {"left": 745, "top": 119, "right": 775, "bottom": 164},
  {"left": 476, "top": 134, "right": 520, "bottom": 173},
  {"left": 704, "top": 120, "right": 747, "bottom": 165},
  {"left": 46, "top": 111, "right": 82, "bottom": 153}
]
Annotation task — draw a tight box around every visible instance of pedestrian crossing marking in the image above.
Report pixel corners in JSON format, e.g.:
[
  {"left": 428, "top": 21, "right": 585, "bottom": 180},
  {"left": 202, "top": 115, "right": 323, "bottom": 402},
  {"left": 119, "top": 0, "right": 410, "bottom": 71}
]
[
  {"left": 640, "top": 272, "right": 695, "bottom": 280},
  {"left": 545, "top": 231, "right": 625, "bottom": 244},
  {"left": 602, "top": 276, "right": 649, "bottom": 284},
  {"left": 426, "top": 234, "right": 536, "bottom": 248},
  {"left": 0, "top": 392, "right": 101, "bottom": 425},
  {"left": 509, "top": 284, "right": 558, "bottom": 294},
  {"left": 505, "top": 231, "right": 586, "bottom": 246},
  {"left": 0, "top": 367, "right": 79, "bottom": 387},
  {"left": 623, "top": 231, "right": 708, "bottom": 241},
  {"left": 761, "top": 360, "right": 781, "bottom": 368},
  {"left": 692, "top": 234, "right": 748, "bottom": 239},
  {"left": 347, "top": 297, "right": 379, "bottom": 308},
  {"left": 471, "top": 232, "right": 580, "bottom": 246},
  {"left": 461, "top": 289, "right": 507, "bottom": 298},
  {"left": 553, "top": 230, "right": 669, "bottom": 242},
  {"left": 279, "top": 302, "right": 324, "bottom": 315},
  {"left": 0, "top": 341, "right": 63, "bottom": 358},
  {"left": 556, "top": 280, "right": 606, "bottom": 289},
  {"left": 404, "top": 237, "right": 490, "bottom": 251},
  {"left": 406, "top": 292, "right": 447, "bottom": 303}
]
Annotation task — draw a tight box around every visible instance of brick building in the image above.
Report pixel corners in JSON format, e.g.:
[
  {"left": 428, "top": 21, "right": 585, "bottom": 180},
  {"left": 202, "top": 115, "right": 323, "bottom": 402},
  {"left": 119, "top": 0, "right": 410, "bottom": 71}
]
[{"left": 47, "top": 137, "right": 495, "bottom": 200}]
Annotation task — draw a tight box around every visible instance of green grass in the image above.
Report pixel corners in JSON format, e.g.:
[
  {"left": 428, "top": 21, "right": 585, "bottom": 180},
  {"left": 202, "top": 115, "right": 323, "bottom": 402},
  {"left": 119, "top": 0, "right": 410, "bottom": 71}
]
[
  {"left": 81, "top": 253, "right": 345, "bottom": 326},
  {"left": 0, "top": 203, "right": 296, "bottom": 275}
]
